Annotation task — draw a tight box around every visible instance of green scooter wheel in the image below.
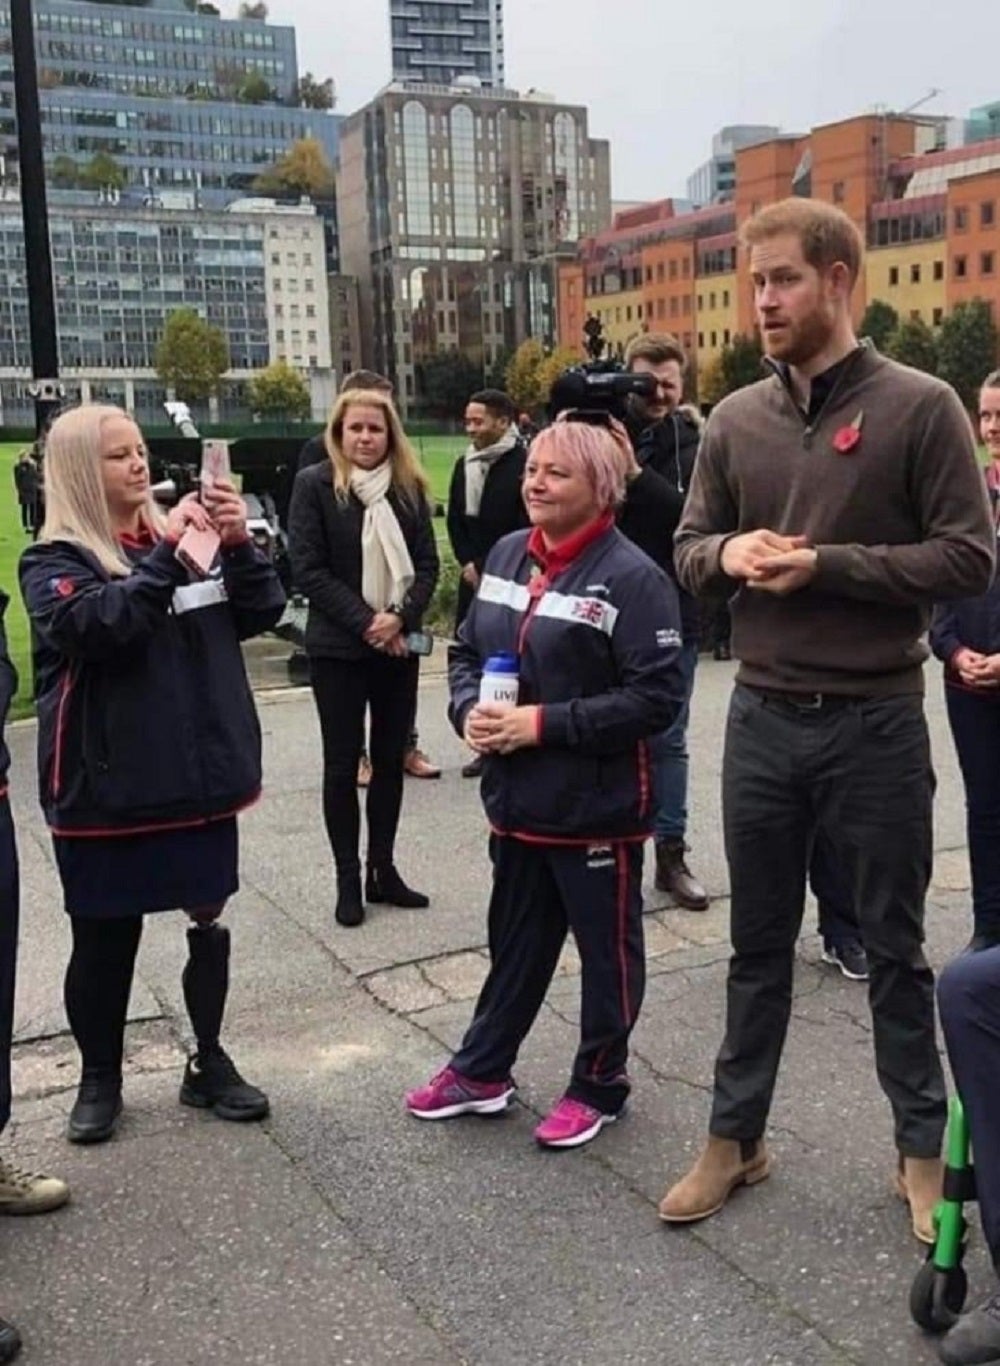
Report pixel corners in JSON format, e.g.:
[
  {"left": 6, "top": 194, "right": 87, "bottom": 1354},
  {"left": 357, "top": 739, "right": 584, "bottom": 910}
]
[{"left": 910, "top": 1257, "right": 968, "bottom": 1333}]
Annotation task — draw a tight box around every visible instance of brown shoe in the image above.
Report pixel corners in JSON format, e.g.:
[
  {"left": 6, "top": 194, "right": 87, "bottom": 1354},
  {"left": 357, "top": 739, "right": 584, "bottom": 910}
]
[
  {"left": 655, "top": 839, "right": 709, "bottom": 910},
  {"left": 659, "top": 1136, "right": 770, "bottom": 1223},
  {"left": 0, "top": 1157, "right": 70, "bottom": 1216},
  {"left": 404, "top": 747, "right": 441, "bottom": 779},
  {"left": 357, "top": 754, "right": 372, "bottom": 787},
  {"left": 895, "top": 1154, "right": 943, "bottom": 1244}
]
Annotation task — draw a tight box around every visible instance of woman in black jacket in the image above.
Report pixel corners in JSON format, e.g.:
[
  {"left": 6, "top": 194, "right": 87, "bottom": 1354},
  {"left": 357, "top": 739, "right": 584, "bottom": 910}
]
[
  {"left": 19, "top": 404, "right": 285, "bottom": 1145},
  {"left": 288, "top": 389, "right": 439, "bottom": 927}
]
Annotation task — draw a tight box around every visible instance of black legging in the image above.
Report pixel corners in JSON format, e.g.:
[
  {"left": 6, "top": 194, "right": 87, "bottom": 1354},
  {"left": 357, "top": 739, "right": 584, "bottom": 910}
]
[
  {"left": 310, "top": 654, "right": 419, "bottom": 873},
  {"left": 65, "top": 915, "right": 144, "bottom": 1076}
]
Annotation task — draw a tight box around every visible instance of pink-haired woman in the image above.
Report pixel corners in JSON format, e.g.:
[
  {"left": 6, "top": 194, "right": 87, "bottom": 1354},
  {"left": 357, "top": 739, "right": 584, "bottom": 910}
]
[{"left": 406, "top": 416, "right": 685, "bottom": 1149}]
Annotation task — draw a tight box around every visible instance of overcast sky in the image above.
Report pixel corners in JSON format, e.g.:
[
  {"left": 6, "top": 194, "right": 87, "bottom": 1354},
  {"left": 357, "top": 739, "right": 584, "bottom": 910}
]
[{"left": 271, "top": 0, "right": 999, "bottom": 202}]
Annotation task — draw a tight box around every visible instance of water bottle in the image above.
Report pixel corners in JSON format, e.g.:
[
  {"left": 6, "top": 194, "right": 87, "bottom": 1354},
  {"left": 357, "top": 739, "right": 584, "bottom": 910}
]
[{"left": 479, "top": 653, "right": 520, "bottom": 709}]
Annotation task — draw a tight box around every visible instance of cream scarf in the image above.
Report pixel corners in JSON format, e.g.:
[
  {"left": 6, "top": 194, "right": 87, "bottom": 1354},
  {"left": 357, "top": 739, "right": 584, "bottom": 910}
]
[
  {"left": 349, "top": 462, "right": 415, "bottom": 612},
  {"left": 463, "top": 425, "right": 519, "bottom": 517}
]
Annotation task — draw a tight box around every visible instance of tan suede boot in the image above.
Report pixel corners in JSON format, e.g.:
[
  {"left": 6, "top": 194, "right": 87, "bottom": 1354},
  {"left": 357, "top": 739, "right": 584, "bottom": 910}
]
[
  {"left": 659, "top": 1136, "right": 770, "bottom": 1223},
  {"left": 895, "top": 1155, "right": 943, "bottom": 1245}
]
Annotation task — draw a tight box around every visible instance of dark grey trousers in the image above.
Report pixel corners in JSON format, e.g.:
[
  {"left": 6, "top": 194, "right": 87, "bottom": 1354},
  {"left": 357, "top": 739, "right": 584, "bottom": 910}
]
[{"left": 711, "top": 685, "right": 946, "bottom": 1157}]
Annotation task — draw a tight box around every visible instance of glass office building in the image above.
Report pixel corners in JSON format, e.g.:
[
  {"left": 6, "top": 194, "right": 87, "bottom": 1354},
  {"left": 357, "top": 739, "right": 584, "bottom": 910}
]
[{"left": 390, "top": 0, "right": 504, "bottom": 89}]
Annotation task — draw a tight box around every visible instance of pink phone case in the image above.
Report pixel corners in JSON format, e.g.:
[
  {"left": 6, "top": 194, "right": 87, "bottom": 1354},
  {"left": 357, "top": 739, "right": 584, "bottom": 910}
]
[
  {"left": 200, "top": 440, "right": 231, "bottom": 492},
  {"left": 175, "top": 524, "right": 221, "bottom": 578}
]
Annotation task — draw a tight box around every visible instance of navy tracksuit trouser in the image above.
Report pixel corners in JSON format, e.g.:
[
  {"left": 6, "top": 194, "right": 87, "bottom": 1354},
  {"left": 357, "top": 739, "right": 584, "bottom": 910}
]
[
  {"left": 0, "top": 796, "right": 19, "bottom": 1136},
  {"left": 451, "top": 836, "right": 645, "bottom": 1115},
  {"left": 938, "top": 945, "right": 1000, "bottom": 1270}
]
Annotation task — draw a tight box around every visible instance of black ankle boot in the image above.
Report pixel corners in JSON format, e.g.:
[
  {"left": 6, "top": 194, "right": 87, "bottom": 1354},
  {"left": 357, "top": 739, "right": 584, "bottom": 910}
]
[
  {"left": 365, "top": 864, "right": 429, "bottom": 909},
  {"left": 335, "top": 867, "right": 364, "bottom": 927},
  {"left": 68, "top": 1068, "right": 123, "bottom": 1144}
]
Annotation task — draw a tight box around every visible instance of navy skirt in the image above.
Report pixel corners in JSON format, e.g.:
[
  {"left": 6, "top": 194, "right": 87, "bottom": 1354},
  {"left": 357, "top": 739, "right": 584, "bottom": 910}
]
[{"left": 53, "top": 817, "right": 239, "bottom": 919}]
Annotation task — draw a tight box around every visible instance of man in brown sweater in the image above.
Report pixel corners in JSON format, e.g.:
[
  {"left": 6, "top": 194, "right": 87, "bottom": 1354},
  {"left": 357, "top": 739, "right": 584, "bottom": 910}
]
[{"left": 659, "top": 198, "right": 994, "bottom": 1242}]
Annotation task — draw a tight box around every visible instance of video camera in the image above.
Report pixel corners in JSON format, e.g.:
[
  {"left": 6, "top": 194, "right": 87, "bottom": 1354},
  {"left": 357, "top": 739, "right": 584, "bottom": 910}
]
[{"left": 547, "top": 360, "right": 656, "bottom": 425}]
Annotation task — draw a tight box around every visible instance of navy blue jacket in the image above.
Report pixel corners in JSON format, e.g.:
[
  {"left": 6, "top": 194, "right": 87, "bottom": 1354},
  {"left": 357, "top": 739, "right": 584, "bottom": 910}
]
[
  {"left": 930, "top": 573, "right": 1000, "bottom": 667},
  {"left": 449, "top": 523, "right": 684, "bottom": 842},
  {"left": 19, "top": 535, "right": 285, "bottom": 835},
  {"left": 0, "top": 592, "right": 16, "bottom": 794}
]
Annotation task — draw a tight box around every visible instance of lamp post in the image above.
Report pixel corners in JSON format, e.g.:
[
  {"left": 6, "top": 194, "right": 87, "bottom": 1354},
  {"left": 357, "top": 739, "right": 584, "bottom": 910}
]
[{"left": 10, "top": 0, "right": 62, "bottom": 437}]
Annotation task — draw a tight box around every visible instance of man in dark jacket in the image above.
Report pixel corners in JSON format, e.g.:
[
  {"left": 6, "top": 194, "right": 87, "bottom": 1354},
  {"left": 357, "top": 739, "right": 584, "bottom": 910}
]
[
  {"left": 446, "top": 389, "right": 528, "bottom": 776},
  {"left": 0, "top": 590, "right": 70, "bottom": 1365},
  {"left": 295, "top": 369, "right": 441, "bottom": 781},
  {"left": 620, "top": 334, "right": 708, "bottom": 910}
]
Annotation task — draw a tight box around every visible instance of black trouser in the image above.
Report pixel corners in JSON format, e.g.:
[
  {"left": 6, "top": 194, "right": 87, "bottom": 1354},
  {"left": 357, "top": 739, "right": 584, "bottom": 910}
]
[
  {"left": 938, "top": 946, "right": 1000, "bottom": 1270},
  {"left": 0, "top": 798, "right": 18, "bottom": 1134},
  {"left": 18, "top": 500, "right": 33, "bottom": 533},
  {"left": 809, "top": 827, "right": 860, "bottom": 946},
  {"left": 944, "top": 684, "right": 1000, "bottom": 941},
  {"left": 451, "top": 837, "right": 645, "bottom": 1114},
  {"left": 711, "top": 685, "right": 946, "bottom": 1157},
  {"left": 310, "top": 654, "right": 419, "bottom": 872}
]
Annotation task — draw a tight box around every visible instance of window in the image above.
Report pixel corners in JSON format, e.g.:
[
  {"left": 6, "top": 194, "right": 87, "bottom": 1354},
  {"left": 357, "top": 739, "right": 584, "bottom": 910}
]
[
  {"left": 698, "top": 332, "right": 704, "bottom": 348},
  {"left": 668, "top": 260, "right": 677, "bottom": 280},
  {"left": 709, "top": 292, "right": 716, "bottom": 309},
  {"left": 983, "top": 252, "right": 996, "bottom": 277},
  {"left": 697, "top": 294, "right": 703, "bottom": 310},
  {"left": 982, "top": 202, "right": 995, "bottom": 228},
  {"left": 710, "top": 330, "right": 717, "bottom": 348},
  {"left": 832, "top": 181, "right": 845, "bottom": 204},
  {"left": 722, "top": 290, "right": 730, "bottom": 307},
  {"left": 932, "top": 307, "right": 943, "bottom": 326},
  {"left": 910, "top": 263, "right": 921, "bottom": 284},
  {"left": 645, "top": 267, "right": 652, "bottom": 283},
  {"left": 656, "top": 262, "right": 664, "bottom": 283},
  {"left": 625, "top": 306, "right": 632, "bottom": 322},
  {"left": 723, "top": 329, "right": 731, "bottom": 345},
  {"left": 888, "top": 266, "right": 899, "bottom": 286},
  {"left": 910, "top": 310, "right": 921, "bottom": 321},
  {"left": 954, "top": 206, "right": 968, "bottom": 232},
  {"left": 955, "top": 255, "right": 968, "bottom": 279},
  {"left": 656, "top": 299, "right": 665, "bottom": 319},
  {"left": 933, "top": 260, "right": 944, "bottom": 281}
]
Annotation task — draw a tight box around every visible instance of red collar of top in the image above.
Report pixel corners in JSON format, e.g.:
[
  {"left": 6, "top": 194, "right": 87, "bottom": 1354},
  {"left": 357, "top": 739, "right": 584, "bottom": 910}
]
[
  {"left": 118, "top": 526, "right": 157, "bottom": 550},
  {"left": 526, "top": 512, "right": 614, "bottom": 588}
]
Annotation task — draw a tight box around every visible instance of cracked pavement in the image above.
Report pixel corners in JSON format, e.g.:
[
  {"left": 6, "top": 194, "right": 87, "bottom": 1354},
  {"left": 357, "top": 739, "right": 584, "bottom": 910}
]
[{"left": 0, "top": 655, "right": 983, "bottom": 1364}]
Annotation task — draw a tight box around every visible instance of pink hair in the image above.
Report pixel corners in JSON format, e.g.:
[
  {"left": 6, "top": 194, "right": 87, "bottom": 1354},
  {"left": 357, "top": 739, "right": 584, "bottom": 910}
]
[{"left": 529, "top": 422, "right": 627, "bottom": 511}]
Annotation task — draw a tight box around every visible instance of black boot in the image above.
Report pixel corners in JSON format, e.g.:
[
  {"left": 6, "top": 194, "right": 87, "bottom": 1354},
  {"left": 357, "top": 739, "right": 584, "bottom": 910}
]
[
  {"left": 179, "top": 924, "right": 269, "bottom": 1122},
  {"left": 0, "top": 1317, "right": 21, "bottom": 1364},
  {"left": 365, "top": 864, "right": 430, "bottom": 909},
  {"left": 68, "top": 1068, "right": 123, "bottom": 1145},
  {"left": 335, "top": 865, "right": 365, "bottom": 927}
]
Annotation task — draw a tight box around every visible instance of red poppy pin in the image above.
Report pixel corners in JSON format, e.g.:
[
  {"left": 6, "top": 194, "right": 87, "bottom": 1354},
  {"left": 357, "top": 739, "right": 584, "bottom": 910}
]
[{"left": 832, "top": 410, "right": 864, "bottom": 454}]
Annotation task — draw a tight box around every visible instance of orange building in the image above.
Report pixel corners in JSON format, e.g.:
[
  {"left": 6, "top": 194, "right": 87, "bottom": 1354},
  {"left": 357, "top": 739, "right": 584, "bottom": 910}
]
[
  {"left": 556, "top": 261, "right": 587, "bottom": 359},
  {"left": 641, "top": 237, "right": 698, "bottom": 357},
  {"left": 946, "top": 169, "right": 1000, "bottom": 318}
]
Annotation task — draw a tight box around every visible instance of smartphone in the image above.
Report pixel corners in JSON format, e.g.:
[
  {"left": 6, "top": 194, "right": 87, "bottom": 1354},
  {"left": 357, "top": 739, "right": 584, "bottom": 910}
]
[
  {"left": 175, "top": 524, "right": 221, "bottom": 579},
  {"left": 405, "top": 631, "right": 434, "bottom": 657},
  {"left": 200, "top": 439, "right": 231, "bottom": 496}
]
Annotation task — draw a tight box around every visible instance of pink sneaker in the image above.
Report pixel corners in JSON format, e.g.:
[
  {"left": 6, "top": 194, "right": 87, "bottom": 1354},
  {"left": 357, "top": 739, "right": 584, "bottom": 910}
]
[
  {"left": 405, "top": 1066, "right": 515, "bottom": 1120},
  {"left": 534, "top": 1096, "right": 618, "bottom": 1149}
]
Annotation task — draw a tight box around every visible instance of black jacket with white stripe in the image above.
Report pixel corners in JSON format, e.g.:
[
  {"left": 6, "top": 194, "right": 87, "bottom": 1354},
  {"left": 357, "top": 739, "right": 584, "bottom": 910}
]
[
  {"left": 448, "top": 522, "right": 685, "bottom": 843},
  {"left": 20, "top": 534, "right": 284, "bottom": 835}
]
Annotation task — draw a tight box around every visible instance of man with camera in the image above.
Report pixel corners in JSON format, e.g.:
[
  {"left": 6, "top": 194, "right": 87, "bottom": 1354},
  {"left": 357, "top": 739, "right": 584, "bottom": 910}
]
[{"left": 622, "top": 335, "right": 708, "bottom": 911}]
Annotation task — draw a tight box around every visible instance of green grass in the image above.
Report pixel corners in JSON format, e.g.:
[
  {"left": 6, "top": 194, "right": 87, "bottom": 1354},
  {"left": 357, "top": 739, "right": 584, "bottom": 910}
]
[
  {"left": 410, "top": 432, "right": 466, "bottom": 505},
  {"left": 0, "top": 442, "right": 36, "bottom": 719}
]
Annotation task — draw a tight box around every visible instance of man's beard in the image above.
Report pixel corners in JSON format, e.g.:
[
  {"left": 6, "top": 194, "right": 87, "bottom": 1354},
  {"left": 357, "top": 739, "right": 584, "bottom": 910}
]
[{"left": 764, "top": 308, "right": 834, "bottom": 367}]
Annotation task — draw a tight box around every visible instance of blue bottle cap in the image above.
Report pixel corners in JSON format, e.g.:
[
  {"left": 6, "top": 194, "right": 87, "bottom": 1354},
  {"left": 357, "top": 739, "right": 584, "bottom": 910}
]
[{"left": 483, "top": 653, "right": 519, "bottom": 674}]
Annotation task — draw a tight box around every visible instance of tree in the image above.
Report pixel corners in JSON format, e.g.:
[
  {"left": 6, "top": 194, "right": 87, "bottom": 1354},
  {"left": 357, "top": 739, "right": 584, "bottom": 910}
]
[
  {"left": 79, "top": 151, "right": 125, "bottom": 191},
  {"left": 884, "top": 317, "right": 938, "bottom": 376},
  {"left": 297, "top": 72, "right": 335, "bottom": 111},
  {"left": 237, "top": 70, "right": 274, "bottom": 104},
  {"left": 418, "top": 349, "right": 484, "bottom": 418},
  {"left": 504, "top": 339, "right": 546, "bottom": 413},
  {"left": 252, "top": 137, "right": 334, "bottom": 201},
  {"left": 155, "top": 309, "right": 229, "bottom": 403},
  {"left": 938, "top": 299, "right": 1000, "bottom": 410},
  {"left": 860, "top": 299, "right": 899, "bottom": 351},
  {"left": 50, "top": 155, "right": 79, "bottom": 188},
  {"left": 697, "top": 353, "right": 727, "bottom": 407},
  {"left": 718, "top": 333, "right": 764, "bottom": 395},
  {"left": 249, "top": 360, "right": 312, "bottom": 422},
  {"left": 238, "top": 0, "right": 268, "bottom": 16},
  {"left": 485, "top": 347, "right": 513, "bottom": 391},
  {"left": 536, "top": 346, "right": 584, "bottom": 407}
]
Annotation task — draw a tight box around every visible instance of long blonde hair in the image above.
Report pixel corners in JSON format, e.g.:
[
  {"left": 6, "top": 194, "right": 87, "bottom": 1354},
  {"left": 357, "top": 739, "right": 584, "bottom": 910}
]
[
  {"left": 40, "top": 405, "right": 165, "bottom": 577},
  {"left": 323, "top": 390, "right": 430, "bottom": 509}
]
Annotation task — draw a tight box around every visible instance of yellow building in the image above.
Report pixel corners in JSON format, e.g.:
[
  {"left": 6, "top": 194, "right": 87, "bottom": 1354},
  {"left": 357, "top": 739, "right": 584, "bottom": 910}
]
[
  {"left": 865, "top": 241, "right": 947, "bottom": 329},
  {"left": 694, "top": 272, "right": 738, "bottom": 369},
  {"left": 585, "top": 288, "right": 646, "bottom": 360}
]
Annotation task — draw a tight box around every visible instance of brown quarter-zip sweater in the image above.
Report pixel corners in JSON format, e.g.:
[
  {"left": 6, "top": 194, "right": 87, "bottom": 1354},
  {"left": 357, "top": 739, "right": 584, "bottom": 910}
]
[{"left": 675, "top": 344, "right": 995, "bottom": 695}]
